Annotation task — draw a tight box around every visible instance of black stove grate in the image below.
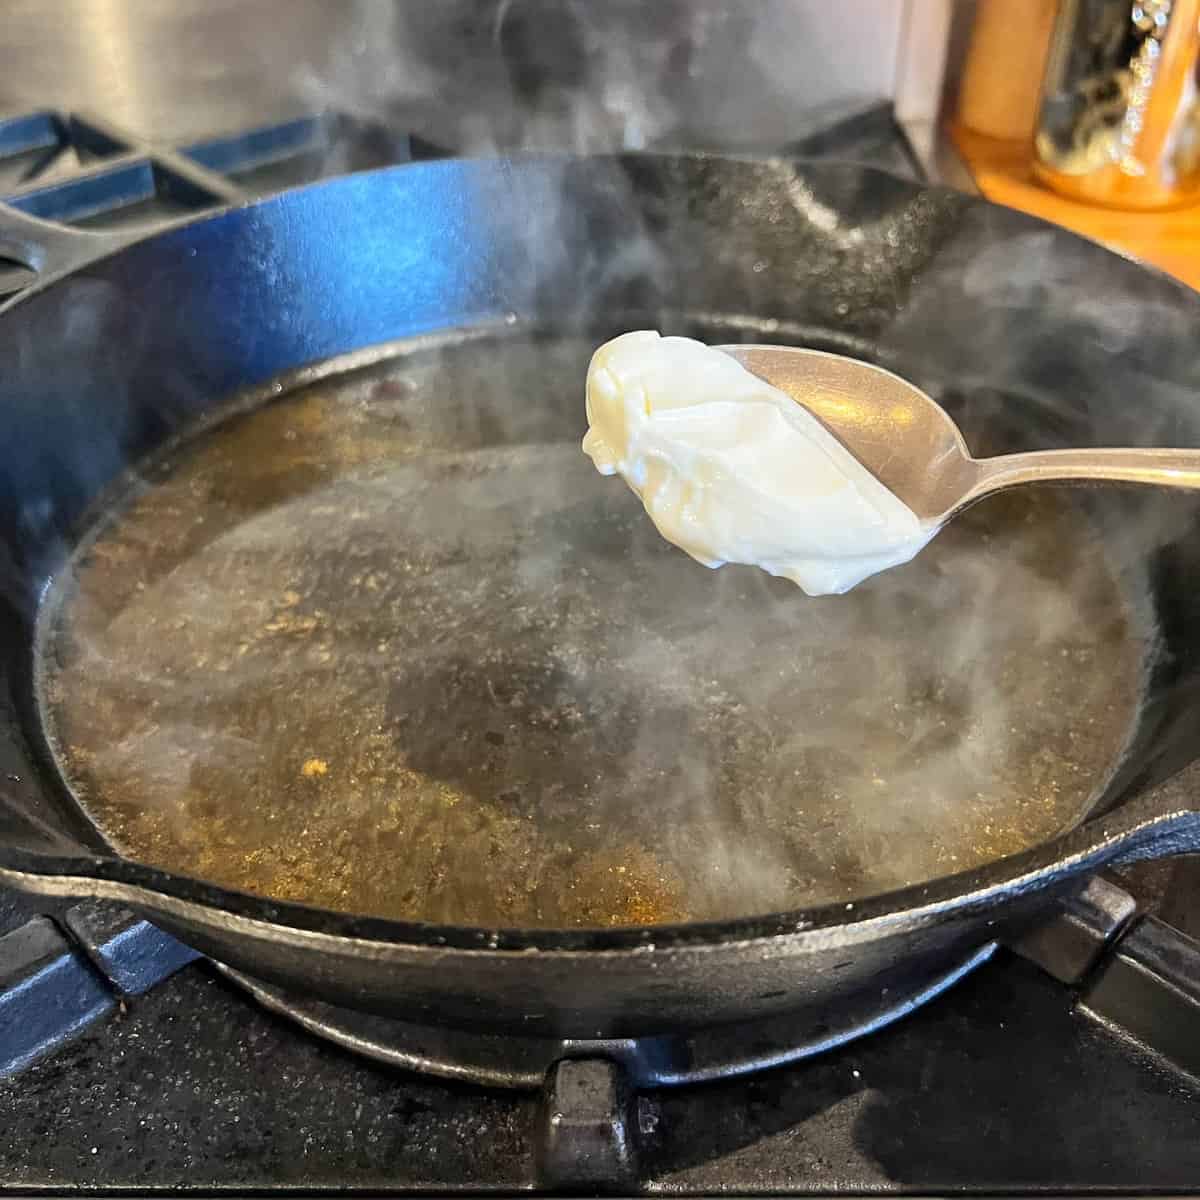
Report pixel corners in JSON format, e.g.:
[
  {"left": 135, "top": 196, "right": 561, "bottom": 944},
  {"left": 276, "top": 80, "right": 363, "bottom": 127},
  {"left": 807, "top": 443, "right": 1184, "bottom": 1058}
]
[
  {"left": 0, "top": 107, "right": 444, "bottom": 298},
  {"left": 3, "top": 933, "right": 1200, "bottom": 1193}
]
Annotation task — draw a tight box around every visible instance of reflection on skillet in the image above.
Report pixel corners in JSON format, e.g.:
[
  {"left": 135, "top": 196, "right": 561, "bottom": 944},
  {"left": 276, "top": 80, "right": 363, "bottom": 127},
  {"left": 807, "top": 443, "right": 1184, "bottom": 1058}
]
[{"left": 36, "top": 332, "right": 1145, "bottom": 928}]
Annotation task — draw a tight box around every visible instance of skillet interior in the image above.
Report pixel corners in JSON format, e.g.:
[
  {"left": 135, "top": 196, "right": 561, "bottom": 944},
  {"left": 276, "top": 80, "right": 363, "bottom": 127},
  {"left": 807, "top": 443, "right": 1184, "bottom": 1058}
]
[
  {"left": 34, "top": 320, "right": 1150, "bottom": 928},
  {"left": 3, "top": 155, "right": 1200, "bottom": 949}
]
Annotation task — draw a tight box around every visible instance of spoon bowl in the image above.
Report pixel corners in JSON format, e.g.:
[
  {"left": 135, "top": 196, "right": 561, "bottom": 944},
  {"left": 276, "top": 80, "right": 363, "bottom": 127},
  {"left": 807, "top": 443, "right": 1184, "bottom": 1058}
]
[{"left": 719, "top": 344, "right": 1200, "bottom": 527}]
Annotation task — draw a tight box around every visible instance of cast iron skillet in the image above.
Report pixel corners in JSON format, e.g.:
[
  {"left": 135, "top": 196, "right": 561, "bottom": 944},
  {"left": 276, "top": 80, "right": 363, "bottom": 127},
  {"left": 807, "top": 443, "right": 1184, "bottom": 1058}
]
[{"left": 2, "top": 155, "right": 1200, "bottom": 1040}]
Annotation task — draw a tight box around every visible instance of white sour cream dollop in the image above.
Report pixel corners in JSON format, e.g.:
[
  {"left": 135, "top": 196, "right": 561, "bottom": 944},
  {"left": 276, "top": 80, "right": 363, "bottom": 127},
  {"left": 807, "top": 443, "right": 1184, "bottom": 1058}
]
[{"left": 582, "top": 331, "right": 934, "bottom": 596}]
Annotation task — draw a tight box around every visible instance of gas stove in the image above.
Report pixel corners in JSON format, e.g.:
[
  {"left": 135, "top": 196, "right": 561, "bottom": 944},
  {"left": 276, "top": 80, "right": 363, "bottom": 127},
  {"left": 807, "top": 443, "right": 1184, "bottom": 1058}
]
[
  {"left": 5, "top": 874, "right": 1200, "bottom": 1192},
  {"left": 2, "top": 95, "right": 1200, "bottom": 1194}
]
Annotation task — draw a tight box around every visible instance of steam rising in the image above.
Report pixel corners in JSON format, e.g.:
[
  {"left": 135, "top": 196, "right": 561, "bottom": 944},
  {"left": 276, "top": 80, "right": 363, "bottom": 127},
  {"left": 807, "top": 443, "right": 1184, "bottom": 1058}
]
[{"left": 298, "top": 1, "right": 893, "bottom": 157}]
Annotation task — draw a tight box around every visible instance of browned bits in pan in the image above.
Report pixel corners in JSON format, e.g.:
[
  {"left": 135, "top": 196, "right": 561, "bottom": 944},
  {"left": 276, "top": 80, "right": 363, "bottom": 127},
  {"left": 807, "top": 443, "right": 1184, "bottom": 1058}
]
[{"left": 37, "top": 333, "right": 1147, "bottom": 929}]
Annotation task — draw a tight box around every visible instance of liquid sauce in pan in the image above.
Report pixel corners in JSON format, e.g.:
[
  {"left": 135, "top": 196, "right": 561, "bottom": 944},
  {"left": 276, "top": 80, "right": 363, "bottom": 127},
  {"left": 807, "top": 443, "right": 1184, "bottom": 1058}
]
[{"left": 37, "top": 332, "right": 1146, "bottom": 928}]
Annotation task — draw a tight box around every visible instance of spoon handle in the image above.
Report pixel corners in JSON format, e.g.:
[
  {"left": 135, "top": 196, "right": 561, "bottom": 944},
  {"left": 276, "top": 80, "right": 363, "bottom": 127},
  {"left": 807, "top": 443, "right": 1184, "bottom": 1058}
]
[{"left": 966, "top": 447, "right": 1200, "bottom": 507}]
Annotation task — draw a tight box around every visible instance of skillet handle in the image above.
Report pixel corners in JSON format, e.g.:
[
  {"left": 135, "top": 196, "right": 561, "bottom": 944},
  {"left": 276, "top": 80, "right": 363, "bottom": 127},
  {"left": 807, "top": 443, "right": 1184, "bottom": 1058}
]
[
  {"left": 0, "top": 201, "right": 131, "bottom": 281},
  {"left": 1069, "top": 758, "right": 1200, "bottom": 870}
]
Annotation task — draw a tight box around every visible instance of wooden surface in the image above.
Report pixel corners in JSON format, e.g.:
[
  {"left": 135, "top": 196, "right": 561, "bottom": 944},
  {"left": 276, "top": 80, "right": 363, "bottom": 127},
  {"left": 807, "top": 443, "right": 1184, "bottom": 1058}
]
[
  {"left": 949, "top": 123, "right": 1200, "bottom": 292},
  {"left": 955, "top": 0, "right": 1055, "bottom": 141}
]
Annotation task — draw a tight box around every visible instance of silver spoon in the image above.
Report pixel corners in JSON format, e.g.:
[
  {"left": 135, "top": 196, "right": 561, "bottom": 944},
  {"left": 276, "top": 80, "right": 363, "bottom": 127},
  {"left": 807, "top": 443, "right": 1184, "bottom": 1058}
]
[{"left": 720, "top": 344, "right": 1200, "bottom": 526}]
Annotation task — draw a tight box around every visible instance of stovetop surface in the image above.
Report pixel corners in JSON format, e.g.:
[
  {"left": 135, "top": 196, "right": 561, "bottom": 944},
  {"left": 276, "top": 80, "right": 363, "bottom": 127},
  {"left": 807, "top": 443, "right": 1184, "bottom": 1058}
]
[
  {"left": 3, "top": 919, "right": 1199, "bottom": 1194},
  {"left": 4, "top": 11, "right": 1200, "bottom": 1191}
]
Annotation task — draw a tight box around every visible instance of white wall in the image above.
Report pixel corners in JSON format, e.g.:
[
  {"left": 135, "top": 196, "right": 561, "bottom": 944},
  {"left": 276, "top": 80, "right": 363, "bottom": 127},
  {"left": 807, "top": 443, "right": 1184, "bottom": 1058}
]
[{"left": 2, "top": 0, "right": 934, "bottom": 150}]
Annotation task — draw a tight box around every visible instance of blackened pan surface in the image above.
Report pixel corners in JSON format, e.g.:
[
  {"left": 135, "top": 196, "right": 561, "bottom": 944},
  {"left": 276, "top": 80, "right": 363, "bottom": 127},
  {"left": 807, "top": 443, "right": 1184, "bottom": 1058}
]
[
  {"left": 2, "top": 155, "right": 1199, "bottom": 1034},
  {"left": 37, "top": 327, "right": 1144, "bottom": 928}
]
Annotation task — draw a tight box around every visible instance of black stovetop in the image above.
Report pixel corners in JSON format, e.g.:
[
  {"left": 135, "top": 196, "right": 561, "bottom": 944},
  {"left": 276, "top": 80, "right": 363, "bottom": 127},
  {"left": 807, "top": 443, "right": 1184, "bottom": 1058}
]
[
  {"left": 4, "top": 887, "right": 1200, "bottom": 1193},
  {"left": 2, "top": 99, "right": 1200, "bottom": 1194}
]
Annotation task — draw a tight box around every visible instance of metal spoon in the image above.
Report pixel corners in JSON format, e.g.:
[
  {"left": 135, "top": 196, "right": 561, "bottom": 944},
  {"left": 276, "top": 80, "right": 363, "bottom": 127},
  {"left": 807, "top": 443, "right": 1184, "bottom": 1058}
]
[{"left": 720, "top": 344, "right": 1200, "bottom": 526}]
